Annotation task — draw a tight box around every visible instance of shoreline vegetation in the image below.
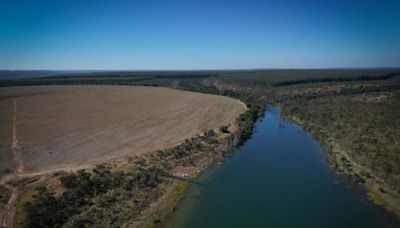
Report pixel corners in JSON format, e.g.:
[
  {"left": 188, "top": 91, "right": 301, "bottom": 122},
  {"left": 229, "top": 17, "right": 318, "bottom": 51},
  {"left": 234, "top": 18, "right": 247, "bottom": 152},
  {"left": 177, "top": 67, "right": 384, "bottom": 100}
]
[
  {"left": 279, "top": 94, "right": 400, "bottom": 216},
  {"left": 282, "top": 114, "right": 400, "bottom": 216},
  {"left": 14, "top": 103, "right": 260, "bottom": 227},
  {"left": 5, "top": 84, "right": 264, "bottom": 227},
  {"left": 1, "top": 68, "right": 399, "bottom": 226}
]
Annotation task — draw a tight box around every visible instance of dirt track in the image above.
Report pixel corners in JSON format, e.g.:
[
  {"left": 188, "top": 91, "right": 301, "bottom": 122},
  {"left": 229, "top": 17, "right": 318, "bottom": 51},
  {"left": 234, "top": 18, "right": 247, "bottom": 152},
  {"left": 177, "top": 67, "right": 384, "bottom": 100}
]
[{"left": 0, "top": 85, "right": 245, "bottom": 173}]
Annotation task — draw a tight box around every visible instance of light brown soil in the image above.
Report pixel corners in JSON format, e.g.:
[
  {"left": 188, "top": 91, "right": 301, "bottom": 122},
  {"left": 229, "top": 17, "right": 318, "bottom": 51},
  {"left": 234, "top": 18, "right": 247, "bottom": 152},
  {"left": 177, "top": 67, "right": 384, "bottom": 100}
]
[{"left": 0, "top": 85, "right": 245, "bottom": 173}]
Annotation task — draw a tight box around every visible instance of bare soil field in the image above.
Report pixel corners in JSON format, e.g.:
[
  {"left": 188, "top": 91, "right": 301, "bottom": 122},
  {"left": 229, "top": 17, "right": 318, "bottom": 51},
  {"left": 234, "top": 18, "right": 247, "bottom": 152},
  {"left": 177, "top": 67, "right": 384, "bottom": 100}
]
[
  {"left": 0, "top": 85, "right": 245, "bottom": 174},
  {"left": 0, "top": 99, "right": 13, "bottom": 173}
]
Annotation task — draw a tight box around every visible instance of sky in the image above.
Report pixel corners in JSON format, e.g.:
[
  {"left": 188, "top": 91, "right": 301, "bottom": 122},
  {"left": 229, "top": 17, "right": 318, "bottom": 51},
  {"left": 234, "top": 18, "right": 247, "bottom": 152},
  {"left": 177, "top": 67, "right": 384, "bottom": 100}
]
[{"left": 0, "top": 0, "right": 399, "bottom": 70}]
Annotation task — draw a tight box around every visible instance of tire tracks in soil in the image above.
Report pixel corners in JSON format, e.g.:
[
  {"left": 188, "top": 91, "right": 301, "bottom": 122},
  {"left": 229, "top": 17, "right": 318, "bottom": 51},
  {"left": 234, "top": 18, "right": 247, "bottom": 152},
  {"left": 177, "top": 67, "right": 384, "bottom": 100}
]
[{"left": 1, "top": 98, "right": 22, "bottom": 228}]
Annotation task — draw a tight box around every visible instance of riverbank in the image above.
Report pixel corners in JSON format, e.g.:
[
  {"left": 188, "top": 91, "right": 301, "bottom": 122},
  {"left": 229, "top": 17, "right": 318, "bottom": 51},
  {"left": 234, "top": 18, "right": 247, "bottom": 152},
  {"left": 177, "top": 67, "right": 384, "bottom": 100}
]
[
  {"left": 132, "top": 104, "right": 260, "bottom": 227},
  {"left": 156, "top": 104, "right": 400, "bottom": 227},
  {"left": 10, "top": 97, "right": 254, "bottom": 227},
  {"left": 282, "top": 112, "right": 400, "bottom": 218},
  {"left": 160, "top": 107, "right": 400, "bottom": 227},
  {"left": 12, "top": 124, "right": 239, "bottom": 227}
]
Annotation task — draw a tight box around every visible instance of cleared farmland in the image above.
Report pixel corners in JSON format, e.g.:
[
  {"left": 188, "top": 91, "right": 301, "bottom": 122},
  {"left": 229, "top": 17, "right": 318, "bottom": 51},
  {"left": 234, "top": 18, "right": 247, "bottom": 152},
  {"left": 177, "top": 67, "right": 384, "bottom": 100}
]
[{"left": 0, "top": 85, "right": 246, "bottom": 173}]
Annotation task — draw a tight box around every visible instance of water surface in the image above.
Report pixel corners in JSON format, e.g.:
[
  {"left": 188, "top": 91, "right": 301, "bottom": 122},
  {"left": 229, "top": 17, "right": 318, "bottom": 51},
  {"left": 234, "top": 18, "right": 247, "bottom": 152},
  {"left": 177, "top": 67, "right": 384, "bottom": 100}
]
[{"left": 168, "top": 107, "right": 399, "bottom": 228}]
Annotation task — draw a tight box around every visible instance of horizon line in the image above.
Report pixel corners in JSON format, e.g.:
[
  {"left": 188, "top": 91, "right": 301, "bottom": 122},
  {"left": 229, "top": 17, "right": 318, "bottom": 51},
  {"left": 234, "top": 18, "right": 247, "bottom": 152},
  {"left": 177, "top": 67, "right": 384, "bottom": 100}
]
[{"left": 1, "top": 67, "right": 400, "bottom": 72}]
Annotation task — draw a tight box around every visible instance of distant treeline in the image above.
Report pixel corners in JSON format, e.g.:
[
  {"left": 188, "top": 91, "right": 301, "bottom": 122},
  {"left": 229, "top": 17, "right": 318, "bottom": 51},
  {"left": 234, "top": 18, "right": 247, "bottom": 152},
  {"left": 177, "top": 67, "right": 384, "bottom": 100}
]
[
  {"left": 2, "top": 70, "right": 399, "bottom": 87},
  {"left": 36, "top": 74, "right": 217, "bottom": 80},
  {"left": 0, "top": 74, "right": 216, "bottom": 87},
  {"left": 214, "top": 71, "right": 400, "bottom": 88},
  {"left": 273, "top": 83, "right": 400, "bottom": 104},
  {"left": 273, "top": 72, "right": 400, "bottom": 86}
]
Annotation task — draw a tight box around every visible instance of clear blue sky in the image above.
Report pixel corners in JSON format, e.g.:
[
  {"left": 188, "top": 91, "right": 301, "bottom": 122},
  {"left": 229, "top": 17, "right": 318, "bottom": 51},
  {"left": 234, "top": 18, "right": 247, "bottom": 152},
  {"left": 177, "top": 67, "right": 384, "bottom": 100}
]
[{"left": 1, "top": 0, "right": 399, "bottom": 70}]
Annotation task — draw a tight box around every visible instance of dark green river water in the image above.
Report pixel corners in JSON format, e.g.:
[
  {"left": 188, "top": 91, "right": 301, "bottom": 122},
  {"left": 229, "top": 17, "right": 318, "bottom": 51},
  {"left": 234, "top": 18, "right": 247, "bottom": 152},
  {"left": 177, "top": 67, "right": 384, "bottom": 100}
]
[{"left": 166, "top": 107, "right": 399, "bottom": 228}]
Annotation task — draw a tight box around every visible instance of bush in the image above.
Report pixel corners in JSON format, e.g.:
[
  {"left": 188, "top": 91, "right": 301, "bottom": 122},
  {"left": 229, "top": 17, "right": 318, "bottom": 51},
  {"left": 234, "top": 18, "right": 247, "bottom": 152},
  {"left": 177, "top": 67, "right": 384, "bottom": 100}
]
[
  {"left": 23, "top": 165, "right": 165, "bottom": 227},
  {"left": 220, "top": 125, "right": 229, "bottom": 133}
]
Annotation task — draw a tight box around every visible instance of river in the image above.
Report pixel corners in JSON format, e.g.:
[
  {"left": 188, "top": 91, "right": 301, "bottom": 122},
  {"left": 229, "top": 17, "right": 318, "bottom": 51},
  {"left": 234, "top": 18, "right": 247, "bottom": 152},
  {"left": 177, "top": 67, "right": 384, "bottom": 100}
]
[{"left": 165, "top": 107, "right": 399, "bottom": 228}]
